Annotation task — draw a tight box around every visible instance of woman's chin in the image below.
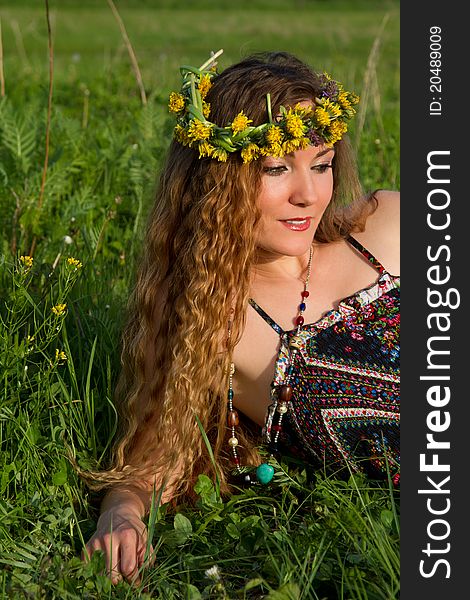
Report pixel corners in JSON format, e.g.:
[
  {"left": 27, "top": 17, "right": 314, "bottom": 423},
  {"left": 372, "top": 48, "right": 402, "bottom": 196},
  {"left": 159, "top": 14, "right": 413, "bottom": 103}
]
[{"left": 256, "top": 239, "right": 314, "bottom": 258}]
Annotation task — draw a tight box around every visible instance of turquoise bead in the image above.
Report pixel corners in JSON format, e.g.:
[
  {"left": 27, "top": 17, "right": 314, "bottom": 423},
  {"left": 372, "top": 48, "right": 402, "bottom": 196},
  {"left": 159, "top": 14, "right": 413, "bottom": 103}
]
[{"left": 256, "top": 463, "right": 275, "bottom": 484}]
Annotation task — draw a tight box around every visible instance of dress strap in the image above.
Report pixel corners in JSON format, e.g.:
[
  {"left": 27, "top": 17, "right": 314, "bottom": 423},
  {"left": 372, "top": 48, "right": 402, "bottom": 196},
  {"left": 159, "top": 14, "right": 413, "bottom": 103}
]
[
  {"left": 248, "top": 298, "right": 284, "bottom": 335},
  {"left": 250, "top": 237, "right": 386, "bottom": 332},
  {"left": 347, "top": 236, "right": 386, "bottom": 275}
]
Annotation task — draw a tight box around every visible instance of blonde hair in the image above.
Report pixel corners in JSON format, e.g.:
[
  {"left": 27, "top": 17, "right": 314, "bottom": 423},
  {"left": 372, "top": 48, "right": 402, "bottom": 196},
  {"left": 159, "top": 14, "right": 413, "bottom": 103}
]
[{"left": 84, "top": 52, "right": 376, "bottom": 501}]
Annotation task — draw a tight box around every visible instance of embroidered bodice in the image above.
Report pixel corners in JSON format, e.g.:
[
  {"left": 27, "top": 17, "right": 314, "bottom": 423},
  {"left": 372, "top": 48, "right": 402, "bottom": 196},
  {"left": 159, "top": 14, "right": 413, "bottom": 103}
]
[{"left": 249, "top": 236, "right": 400, "bottom": 481}]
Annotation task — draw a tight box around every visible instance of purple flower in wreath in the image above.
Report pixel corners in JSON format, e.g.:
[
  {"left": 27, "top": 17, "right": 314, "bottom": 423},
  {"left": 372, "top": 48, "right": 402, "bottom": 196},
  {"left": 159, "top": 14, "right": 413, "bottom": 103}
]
[
  {"left": 318, "top": 76, "right": 339, "bottom": 99},
  {"left": 307, "top": 129, "right": 324, "bottom": 147}
]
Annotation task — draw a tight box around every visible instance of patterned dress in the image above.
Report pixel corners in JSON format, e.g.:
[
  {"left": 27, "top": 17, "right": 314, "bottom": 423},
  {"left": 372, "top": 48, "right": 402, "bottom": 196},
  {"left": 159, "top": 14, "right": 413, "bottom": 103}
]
[{"left": 249, "top": 237, "right": 400, "bottom": 482}]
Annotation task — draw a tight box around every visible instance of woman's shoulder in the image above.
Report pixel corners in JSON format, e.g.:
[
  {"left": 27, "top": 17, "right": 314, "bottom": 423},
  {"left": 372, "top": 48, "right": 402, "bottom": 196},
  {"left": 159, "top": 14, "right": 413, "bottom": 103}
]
[{"left": 352, "top": 189, "right": 400, "bottom": 276}]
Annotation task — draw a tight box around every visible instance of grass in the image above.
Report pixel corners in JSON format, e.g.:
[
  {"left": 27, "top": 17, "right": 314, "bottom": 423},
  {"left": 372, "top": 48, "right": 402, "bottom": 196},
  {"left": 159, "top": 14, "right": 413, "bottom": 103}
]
[{"left": 0, "top": 1, "right": 399, "bottom": 597}]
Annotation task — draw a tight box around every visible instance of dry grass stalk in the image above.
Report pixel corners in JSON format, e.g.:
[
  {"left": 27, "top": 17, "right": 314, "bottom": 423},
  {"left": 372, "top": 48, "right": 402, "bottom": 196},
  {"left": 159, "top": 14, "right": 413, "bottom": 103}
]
[
  {"left": 354, "top": 13, "right": 390, "bottom": 149},
  {"left": 0, "top": 18, "right": 5, "bottom": 97},
  {"left": 29, "top": 0, "right": 54, "bottom": 256},
  {"left": 106, "top": 0, "right": 147, "bottom": 106},
  {"left": 11, "top": 19, "right": 31, "bottom": 71}
]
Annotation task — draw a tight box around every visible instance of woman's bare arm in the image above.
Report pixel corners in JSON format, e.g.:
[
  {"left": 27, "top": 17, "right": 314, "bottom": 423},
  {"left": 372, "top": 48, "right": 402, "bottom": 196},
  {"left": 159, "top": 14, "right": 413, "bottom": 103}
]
[{"left": 83, "top": 284, "right": 179, "bottom": 584}]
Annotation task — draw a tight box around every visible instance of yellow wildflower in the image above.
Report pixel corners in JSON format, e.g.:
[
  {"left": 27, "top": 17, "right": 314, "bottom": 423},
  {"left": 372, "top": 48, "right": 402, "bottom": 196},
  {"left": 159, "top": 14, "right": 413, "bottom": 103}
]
[
  {"left": 328, "top": 120, "right": 348, "bottom": 143},
  {"left": 241, "top": 143, "right": 260, "bottom": 163},
  {"left": 265, "top": 125, "right": 283, "bottom": 146},
  {"left": 349, "top": 92, "right": 360, "bottom": 105},
  {"left": 281, "top": 137, "right": 309, "bottom": 155},
  {"left": 322, "top": 99, "right": 342, "bottom": 118},
  {"left": 231, "top": 111, "right": 253, "bottom": 134},
  {"left": 212, "top": 148, "right": 229, "bottom": 162},
  {"left": 337, "top": 91, "right": 351, "bottom": 110},
  {"left": 262, "top": 143, "right": 284, "bottom": 158},
  {"left": 168, "top": 92, "right": 185, "bottom": 114},
  {"left": 187, "top": 119, "right": 212, "bottom": 141},
  {"left": 284, "top": 110, "right": 305, "bottom": 138},
  {"left": 55, "top": 349, "right": 67, "bottom": 362},
  {"left": 51, "top": 303, "right": 67, "bottom": 317},
  {"left": 174, "top": 124, "right": 190, "bottom": 145},
  {"left": 19, "top": 255, "right": 33, "bottom": 269},
  {"left": 314, "top": 107, "right": 331, "bottom": 127},
  {"left": 67, "top": 257, "right": 82, "bottom": 269},
  {"left": 198, "top": 140, "right": 215, "bottom": 158},
  {"left": 198, "top": 74, "right": 212, "bottom": 100},
  {"left": 294, "top": 103, "right": 313, "bottom": 117},
  {"left": 202, "top": 101, "right": 211, "bottom": 118}
]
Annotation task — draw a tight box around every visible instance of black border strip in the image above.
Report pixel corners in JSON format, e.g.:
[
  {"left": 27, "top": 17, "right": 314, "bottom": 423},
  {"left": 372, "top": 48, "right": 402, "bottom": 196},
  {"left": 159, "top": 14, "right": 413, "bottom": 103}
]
[{"left": 401, "top": 3, "right": 467, "bottom": 596}]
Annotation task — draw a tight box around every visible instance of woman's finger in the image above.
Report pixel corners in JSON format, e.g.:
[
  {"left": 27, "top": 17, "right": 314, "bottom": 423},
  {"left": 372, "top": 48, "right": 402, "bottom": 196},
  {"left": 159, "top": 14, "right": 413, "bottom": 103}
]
[
  {"left": 119, "top": 531, "right": 140, "bottom": 583},
  {"left": 139, "top": 543, "right": 156, "bottom": 567},
  {"left": 82, "top": 538, "right": 103, "bottom": 563},
  {"left": 103, "top": 535, "right": 121, "bottom": 583}
]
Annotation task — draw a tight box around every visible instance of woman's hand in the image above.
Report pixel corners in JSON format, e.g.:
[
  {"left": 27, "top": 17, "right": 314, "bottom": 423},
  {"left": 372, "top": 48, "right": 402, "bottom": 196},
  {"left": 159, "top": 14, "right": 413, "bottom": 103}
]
[{"left": 83, "top": 505, "right": 154, "bottom": 585}]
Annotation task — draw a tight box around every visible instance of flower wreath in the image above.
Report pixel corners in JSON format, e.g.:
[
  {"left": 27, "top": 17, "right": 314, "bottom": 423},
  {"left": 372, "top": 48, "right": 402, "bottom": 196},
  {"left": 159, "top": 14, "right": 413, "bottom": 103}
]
[{"left": 168, "top": 49, "right": 360, "bottom": 163}]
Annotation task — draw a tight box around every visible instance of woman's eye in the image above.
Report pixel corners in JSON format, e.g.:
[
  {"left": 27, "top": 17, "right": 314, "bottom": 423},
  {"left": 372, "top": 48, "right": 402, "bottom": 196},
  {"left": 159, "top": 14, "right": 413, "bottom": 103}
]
[
  {"left": 263, "top": 165, "right": 287, "bottom": 176},
  {"left": 313, "top": 163, "right": 333, "bottom": 174}
]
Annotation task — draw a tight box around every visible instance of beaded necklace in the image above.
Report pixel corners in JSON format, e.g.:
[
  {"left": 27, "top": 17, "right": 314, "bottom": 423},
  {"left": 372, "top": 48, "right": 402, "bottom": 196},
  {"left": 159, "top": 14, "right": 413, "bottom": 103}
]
[{"left": 226, "top": 244, "right": 314, "bottom": 485}]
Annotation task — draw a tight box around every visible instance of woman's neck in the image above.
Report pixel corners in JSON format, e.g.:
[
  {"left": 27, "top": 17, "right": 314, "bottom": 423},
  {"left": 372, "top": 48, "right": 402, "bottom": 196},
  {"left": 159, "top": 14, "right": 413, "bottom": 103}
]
[{"left": 253, "top": 247, "right": 313, "bottom": 283}]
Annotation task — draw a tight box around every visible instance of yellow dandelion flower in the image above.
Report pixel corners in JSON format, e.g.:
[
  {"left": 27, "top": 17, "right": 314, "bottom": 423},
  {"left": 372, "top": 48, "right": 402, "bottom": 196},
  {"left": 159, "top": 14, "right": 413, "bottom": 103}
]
[
  {"left": 262, "top": 143, "right": 285, "bottom": 158},
  {"left": 329, "top": 120, "right": 348, "bottom": 143},
  {"left": 51, "top": 303, "right": 67, "bottom": 317},
  {"left": 281, "top": 137, "right": 309, "bottom": 155},
  {"left": 67, "top": 257, "right": 82, "bottom": 269},
  {"left": 322, "top": 99, "right": 342, "bottom": 118},
  {"left": 241, "top": 143, "right": 260, "bottom": 163},
  {"left": 294, "top": 103, "right": 313, "bottom": 117},
  {"left": 168, "top": 92, "right": 185, "bottom": 114},
  {"left": 202, "top": 101, "right": 211, "bottom": 118},
  {"left": 55, "top": 349, "right": 67, "bottom": 362},
  {"left": 212, "top": 148, "right": 229, "bottom": 162},
  {"left": 281, "top": 139, "right": 295, "bottom": 155},
  {"left": 265, "top": 125, "right": 283, "bottom": 145},
  {"left": 187, "top": 119, "right": 212, "bottom": 141},
  {"left": 337, "top": 91, "right": 351, "bottom": 110},
  {"left": 174, "top": 124, "right": 190, "bottom": 145},
  {"left": 198, "top": 140, "right": 215, "bottom": 158},
  {"left": 198, "top": 74, "right": 212, "bottom": 100},
  {"left": 284, "top": 110, "right": 305, "bottom": 138},
  {"left": 231, "top": 111, "right": 253, "bottom": 134},
  {"left": 349, "top": 92, "right": 360, "bottom": 105},
  {"left": 19, "top": 255, "right": 33, "bottom": 269},
  {"left": 314, "top": 107, "right": 331, "bottom": 127}
]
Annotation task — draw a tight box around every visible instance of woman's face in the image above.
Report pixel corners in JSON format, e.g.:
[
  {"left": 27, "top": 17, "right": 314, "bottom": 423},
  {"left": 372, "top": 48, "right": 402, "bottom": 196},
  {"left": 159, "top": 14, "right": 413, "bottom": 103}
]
[{"left": 256, "top": 143, "right": 335, "bottom": 257}]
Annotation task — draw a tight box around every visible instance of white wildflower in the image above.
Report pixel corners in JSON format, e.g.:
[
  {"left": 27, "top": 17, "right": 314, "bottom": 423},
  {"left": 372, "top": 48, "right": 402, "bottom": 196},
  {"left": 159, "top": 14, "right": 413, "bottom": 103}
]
[{"left": 205, "top": 565, "right": 221, "bottom": 581}]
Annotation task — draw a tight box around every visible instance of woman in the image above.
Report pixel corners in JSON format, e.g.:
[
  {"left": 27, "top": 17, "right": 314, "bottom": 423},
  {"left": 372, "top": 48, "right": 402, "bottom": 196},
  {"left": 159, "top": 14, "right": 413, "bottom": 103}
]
[{"left": 84, "top": 50, "right": 400, "bottom": 583}]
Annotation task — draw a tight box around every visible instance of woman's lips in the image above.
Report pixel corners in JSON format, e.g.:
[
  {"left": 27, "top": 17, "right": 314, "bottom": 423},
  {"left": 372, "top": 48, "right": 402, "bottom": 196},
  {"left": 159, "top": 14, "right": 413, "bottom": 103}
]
[{"left": 279, "top": 217, "right": 312, "bottom": 232}]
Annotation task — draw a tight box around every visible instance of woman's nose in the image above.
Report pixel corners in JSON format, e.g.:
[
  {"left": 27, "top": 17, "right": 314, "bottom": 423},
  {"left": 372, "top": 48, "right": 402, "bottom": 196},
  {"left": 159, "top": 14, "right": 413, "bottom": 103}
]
[{"left": 289, "top": 170, "right": 318, "bottom": 207}]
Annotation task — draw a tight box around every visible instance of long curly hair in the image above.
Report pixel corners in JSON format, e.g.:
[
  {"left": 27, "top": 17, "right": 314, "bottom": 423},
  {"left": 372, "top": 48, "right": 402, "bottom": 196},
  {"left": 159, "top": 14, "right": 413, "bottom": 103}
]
[{"left": 85, "top": 52, "right": 375, "bottom": 502}]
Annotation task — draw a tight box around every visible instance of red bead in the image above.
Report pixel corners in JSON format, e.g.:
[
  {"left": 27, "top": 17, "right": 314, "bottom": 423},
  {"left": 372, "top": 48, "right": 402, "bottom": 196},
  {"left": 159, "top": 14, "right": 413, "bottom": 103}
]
[
  {"left": 232, "top": 456, "right": 241, "bottom": 466},
  {"left": 272, "top": 425, "right": 282, "bottom": 432},
  {"left": 278, "top": 385, "right": 293, "bottom": 402},
  {"left": 295, "top": 315, "right": 304, "bottom": 326},
  {"left": 301, "top": 290, "right": 310, "bottom": 298}
]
